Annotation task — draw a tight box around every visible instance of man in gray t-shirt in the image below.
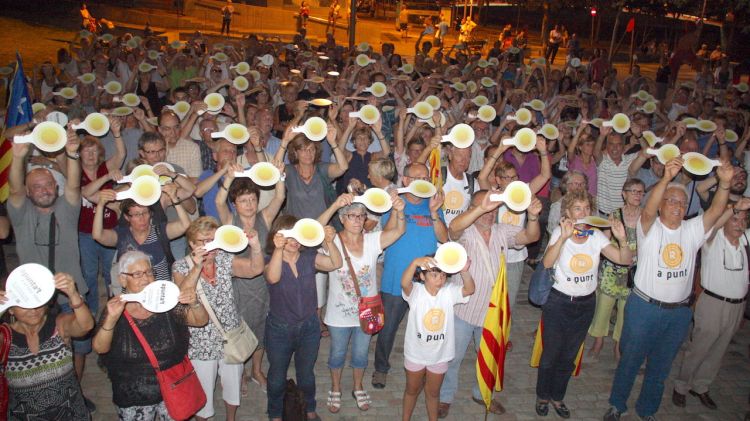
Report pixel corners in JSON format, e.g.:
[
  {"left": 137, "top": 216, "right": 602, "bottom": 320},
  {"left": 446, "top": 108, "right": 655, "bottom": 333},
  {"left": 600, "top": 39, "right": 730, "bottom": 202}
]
[{"left": 8, "top": 139, "right": 88, "bottom": 303}]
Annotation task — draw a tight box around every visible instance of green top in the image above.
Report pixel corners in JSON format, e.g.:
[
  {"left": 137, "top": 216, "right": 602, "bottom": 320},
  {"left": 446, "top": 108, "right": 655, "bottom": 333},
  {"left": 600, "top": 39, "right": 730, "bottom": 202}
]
[{"left": 598, "top": 208, "right": 637, "bottom": 300}]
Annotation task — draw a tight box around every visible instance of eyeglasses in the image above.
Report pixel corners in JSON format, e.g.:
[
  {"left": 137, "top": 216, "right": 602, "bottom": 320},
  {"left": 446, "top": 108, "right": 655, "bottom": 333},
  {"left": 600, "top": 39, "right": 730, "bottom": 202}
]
[
  {"left": 664, "top": 198, "right": 687, "bottom": 208},
  {"left": 499, "top": 174, "right": 519, "bottom": 181},
  {"left": 624, "top": 189, "right": 645, "bottom": 195},
  {"left": 343, "top": 213, "right": 367, "bottom": 221},
  {"left": 122, "top": 270, "right": 153, "bottom": 279},
  {"left": 143, "top": 148, "right": 166, "bottom": 155},
  {"left": 723, "top": 247, "right": 745, "bottom": 271}
]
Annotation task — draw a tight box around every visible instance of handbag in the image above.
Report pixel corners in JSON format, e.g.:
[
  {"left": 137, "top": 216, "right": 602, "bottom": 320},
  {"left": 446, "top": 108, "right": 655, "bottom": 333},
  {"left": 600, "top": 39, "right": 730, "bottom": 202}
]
[
  {"left": 124, "top": 311, "right": 206, "bottom": 421},
  {"left": 186, "top": 255, "right": 258, "bottom": 364},
  {"left": 528, "top": 261, "right": 555, "bottom": 306},
  {"left": 1, "top": 323, "right": 11, "bottom": 421},
  {"left": 339, "top": 234, "right": 385, "bottom": 335},
  {"left": 196, "top": 283, "right": 258, "bottom": 364}
]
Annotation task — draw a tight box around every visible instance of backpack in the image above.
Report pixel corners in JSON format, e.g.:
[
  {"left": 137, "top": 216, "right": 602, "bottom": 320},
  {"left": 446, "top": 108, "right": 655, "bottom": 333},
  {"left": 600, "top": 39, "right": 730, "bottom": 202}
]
[
  {"left": 441, "top": 166, "right": 475, "bottom": 195},
  {"left": 282, "top": 379, "right": 306, "bottom": 421}
]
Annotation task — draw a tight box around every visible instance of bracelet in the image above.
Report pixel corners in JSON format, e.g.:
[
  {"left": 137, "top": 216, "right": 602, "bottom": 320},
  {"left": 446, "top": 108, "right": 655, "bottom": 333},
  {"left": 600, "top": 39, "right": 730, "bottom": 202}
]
[
  {"left": 66, "top": 152, "right": 80, "bottom": 160},
  {"left": 720, "top": 185, "right": 730, "bottom": 191},
  {"left": 113, "top": 135, "right": 122, "bottom": 139},
  {"left": 254, "top": 148, "right": 263, "bottom": 153},
  {"left": 220, "top": 184, "right": 228, "bottom": 191},
  {"left": 332, "top": 145, "right": 339, "bottom": 150},
  {"left": 70, "top": 296, "right": 85, "bottom": 309},
  {"left": 539, "top": 153, "right": 548, "bottom": 157},
  {"left": 190, "top": 301, "right": 202, "bottom": 309},
  {"left": 430, "top": 215, "right": 439, "bottom": 221},
  {"left": 100, "top": 324, "right": 115, "bottom": 331},
  {"left": 172, "top": 197, "right": 184, "bottom": 206},
  {"left": 528, "top": 216, "right": 539, "bottom": 221}
]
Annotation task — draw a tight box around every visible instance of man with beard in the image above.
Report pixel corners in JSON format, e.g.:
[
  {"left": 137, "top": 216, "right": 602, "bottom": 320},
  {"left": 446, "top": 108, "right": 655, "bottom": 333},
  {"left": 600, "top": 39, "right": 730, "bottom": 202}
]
[
  {"left": 696, "top": 166, "right": 747, "bottom": 208},
  {"left": 7, "top": 125, "right": 95, "bottom": 413}
]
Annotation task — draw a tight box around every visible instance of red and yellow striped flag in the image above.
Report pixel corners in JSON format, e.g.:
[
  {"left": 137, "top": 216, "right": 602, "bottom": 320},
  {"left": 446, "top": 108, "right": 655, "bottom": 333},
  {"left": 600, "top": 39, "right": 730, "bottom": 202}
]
[
  {"left": 428, "top": 146, "right": 442, "bottom": 190},
  {"left": 530, "top": 319, "right": 585, "bottom": 376},
  {"left": 476, "top": 254, "right": 511, "bottom": 407}
]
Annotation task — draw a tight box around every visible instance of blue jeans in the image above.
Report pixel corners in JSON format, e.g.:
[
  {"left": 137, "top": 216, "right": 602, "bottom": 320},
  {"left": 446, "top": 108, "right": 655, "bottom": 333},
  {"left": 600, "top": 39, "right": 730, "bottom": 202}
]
[
  {"left": 265, "top": 313, "right": 321, "bottom": 418},
  {"left": 374, "top": 292, "right": 409, "bottom": 374},
  {"left": 327, "top": 325, "right": 371, "bottom": 370},
  {"left": 536, "top": 290, "right": 596, "bottom": 402},
  {"left": 79, "top": 232, "right": 115, "bottom": 316},
  {"left": 440, "top": 316, "right": 483, "bottom": 403},
  {"left": 609, "top": 293, "right": 692, "bottom": 417}
]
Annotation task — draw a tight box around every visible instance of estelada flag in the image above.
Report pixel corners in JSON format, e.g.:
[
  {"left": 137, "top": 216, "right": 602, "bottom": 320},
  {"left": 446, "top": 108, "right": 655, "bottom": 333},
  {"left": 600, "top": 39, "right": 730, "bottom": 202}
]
[
  {"left": 476, "top": 254, "right": 511, "bottom": 407},
  {"left": 530, "top": 318, "right": 585, "bottom": 376},
  {"left": 625, "top": 18, "right": 635, "bottom": 33},
  {"left": 1, "top": 53, "right": 33, "bottom": 203}
]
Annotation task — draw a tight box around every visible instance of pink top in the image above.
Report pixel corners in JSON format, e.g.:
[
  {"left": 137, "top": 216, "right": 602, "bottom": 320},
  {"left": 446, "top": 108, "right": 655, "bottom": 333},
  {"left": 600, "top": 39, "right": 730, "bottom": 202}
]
[{"left": 567, "top": 154, "right": 598, "bottom": 196}]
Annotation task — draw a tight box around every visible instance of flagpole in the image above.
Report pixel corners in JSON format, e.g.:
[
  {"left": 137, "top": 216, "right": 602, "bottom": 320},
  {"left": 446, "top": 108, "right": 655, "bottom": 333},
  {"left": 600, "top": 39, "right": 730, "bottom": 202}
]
[{"left": 628, "top": 27, "right": 636, "bottom": 73}]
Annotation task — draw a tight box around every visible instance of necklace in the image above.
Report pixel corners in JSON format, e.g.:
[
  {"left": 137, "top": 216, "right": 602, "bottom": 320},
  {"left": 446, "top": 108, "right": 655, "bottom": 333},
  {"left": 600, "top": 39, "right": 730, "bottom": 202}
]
[{"left": 201, "top": 263, "right": 217, "bottom": 285}]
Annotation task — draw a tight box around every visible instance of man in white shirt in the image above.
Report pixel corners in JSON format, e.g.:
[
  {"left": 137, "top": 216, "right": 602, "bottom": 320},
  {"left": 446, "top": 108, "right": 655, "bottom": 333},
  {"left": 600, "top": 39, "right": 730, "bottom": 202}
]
[
  {"left": 440, "top": 145, "right": 478, "bottom": 226},
  {"left": 672, "top": 199, "right": 750, "bottom": 410},
  {"left": 604, "top": 157, "right": 734, "bottom": 421},
  {"left": 594, "top": 129, "right": 637, "bottom": 216}
]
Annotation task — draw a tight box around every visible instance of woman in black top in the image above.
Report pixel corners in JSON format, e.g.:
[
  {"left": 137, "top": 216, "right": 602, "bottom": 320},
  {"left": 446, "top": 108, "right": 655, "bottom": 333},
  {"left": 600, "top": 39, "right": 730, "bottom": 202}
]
[{"left": 93, "top": 250, "right": 208, "bottom": 420}]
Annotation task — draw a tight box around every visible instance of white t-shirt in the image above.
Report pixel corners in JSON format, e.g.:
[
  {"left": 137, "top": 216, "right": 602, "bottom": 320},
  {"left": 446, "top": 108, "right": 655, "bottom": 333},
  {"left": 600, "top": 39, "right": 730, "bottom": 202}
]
[
  {"left": 497, "top": 205, "right": 527, "bottom": 263},
  {"left": 403, "top": 282, "right": 469, "bottom": 365},
  {"left": 700, "top": 228, "right": 750, "bottom": 300},
  {"left": 442, "top": 169, "right": 478, "bottom": 226},
  {"left": 324, "top": 232, "right": 383, "bottom": 327},
  {"left": 548, "top": 226, "right": 610, "bottom": 296},
  {"left": 634, "top": 216, "right": 707, "bottom": 303}
]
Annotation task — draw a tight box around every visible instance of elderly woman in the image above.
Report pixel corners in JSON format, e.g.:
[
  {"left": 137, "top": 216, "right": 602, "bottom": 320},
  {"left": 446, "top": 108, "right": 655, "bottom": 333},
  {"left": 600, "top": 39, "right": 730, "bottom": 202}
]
[
  {"left": 1, "top": 272, "right": 94, "bottom": 419},
  {"left": 92, "top": 188, "right": 191, "bottom": 282},
  {"left": 589, "top": 178, "right": 643, "bottom": 359},
  {"left": 172, "top": 217, "right": 265, "bottom": 421},
  {"left": 535, "top": 190, "right": 632, "bottom": 418},
  {"left": 316, "top": 192, "right": 406, "bottom": 412},
  {"left": 215, "top": 171, "right": 285, "bottom": 394},
  {"left": 93, "top": 250, "right": 208, "bottom": 420},
  {"left": 265, "top": 216, "right": 343, "bottom": 421}
]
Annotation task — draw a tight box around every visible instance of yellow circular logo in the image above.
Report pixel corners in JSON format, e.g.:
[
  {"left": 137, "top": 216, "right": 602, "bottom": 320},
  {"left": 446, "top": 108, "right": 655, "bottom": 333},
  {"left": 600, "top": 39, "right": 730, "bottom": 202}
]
[
  {"left": 500, "top": 209, "right": 521, "bottom": 226},
  {"left": 661, "top": 243, "right": 683, "bottom": 268},
  {"left": 422, "top": 308, "right": 446, "bottom": 332},
  {"left": 569, "top": 254, "right": 594, "bottom": 274},
  {"left": 444, "top": 190, "right": 464, "bottom": 210}
]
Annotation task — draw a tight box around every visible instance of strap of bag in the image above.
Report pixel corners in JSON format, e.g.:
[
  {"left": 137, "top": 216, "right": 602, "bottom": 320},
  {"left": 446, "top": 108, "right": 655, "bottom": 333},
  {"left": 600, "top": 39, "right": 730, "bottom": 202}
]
[
  {"left": 48, "top": 212, "right": 56, "bottom": 272},
  {"left": 123, "top": 311, "right": 161, "bottom": 372},
  {"left": 185, "top": 257, "right": 228, "bottom": 337},
  {"left": 337, "top": 234, "right": 362, "bottom": 299}
]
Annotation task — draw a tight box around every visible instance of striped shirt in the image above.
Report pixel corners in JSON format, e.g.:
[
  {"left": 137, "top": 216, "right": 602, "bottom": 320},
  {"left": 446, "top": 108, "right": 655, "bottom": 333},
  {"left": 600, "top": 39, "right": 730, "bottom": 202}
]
[
  {"left": 596, "top": 152, "right": 637, "bottom": 215},
  {"left": 452, "top": 223, "right": 521, "bottom": 326},
  {"left": 167, "top": 138, "right": 202, "bottom": 178}
]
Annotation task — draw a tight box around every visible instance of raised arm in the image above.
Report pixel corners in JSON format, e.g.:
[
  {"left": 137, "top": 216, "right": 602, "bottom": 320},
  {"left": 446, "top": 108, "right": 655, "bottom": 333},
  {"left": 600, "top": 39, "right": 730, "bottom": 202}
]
[
  {"left": 543, "top": 217, "right": 573, "bottom": 268},
  {"left": 702, "top": 161, "right": 734, "bottom": 233},
  {"left": 314, "top": 226, "right": 343, "bottom": 272},
  {"left": 92, "top": 189, "right": 119, "bottom": 247},
  {"left": 231, "top": 229, "right": 265, "bottom": 278},
  {"left": 63, "top": 128, "right": 82, "bottom": 206},
  {"left": 640, "top": 158, "right": 682, "bottom": 235}
]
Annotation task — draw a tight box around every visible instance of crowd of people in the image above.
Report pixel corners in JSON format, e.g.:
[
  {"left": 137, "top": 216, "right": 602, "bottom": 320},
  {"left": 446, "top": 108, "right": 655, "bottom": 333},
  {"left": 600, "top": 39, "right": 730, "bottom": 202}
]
[{"left": 0, "top": 16, "right": 749, "bottom": 421}]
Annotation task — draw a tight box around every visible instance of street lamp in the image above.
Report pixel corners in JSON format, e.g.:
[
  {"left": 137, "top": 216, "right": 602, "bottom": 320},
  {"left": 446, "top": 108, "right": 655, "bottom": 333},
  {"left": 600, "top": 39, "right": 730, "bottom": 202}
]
[{"left": 590, "top": 7, "right": 597, "bottom": 46}]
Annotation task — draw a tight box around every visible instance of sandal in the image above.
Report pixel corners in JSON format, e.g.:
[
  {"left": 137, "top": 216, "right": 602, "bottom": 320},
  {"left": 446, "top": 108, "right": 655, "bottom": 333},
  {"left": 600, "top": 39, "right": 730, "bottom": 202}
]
[
  {"left": 352, "top": 390, "right": 371, "bottom": 411},
  {"left": 327, "top": 391, "right": 341, "bottom": 413}
]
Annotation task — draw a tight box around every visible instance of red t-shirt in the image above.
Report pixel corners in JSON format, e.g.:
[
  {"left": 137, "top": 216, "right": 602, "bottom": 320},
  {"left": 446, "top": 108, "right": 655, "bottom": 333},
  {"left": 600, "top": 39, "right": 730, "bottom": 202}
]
[{"left": 79, "top": 163, "right": 118, "bottom": 233}]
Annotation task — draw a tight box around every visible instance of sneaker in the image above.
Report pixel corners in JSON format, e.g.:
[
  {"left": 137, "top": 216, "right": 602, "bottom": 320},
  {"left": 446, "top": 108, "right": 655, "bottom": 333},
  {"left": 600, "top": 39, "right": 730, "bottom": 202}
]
[
  {"left": 603, "top": 406, "right": 621, "bottom": 421},
  {"left": 371, "top": 371, "right": 387, "bottom": 389},
  {"left": 83, "top": 396, "right": 97, "bottom": 414},
  {"left": 672, "top": 390, "right": 686, "bottom": 407},
  {"left": 639, "top": 416, "right": 657, "bottom": 421}
]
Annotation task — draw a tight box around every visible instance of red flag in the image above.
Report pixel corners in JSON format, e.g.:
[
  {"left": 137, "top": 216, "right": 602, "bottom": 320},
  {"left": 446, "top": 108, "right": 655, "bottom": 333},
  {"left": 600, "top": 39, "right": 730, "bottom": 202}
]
[{"left": 625, "top": 18, "right": 635, "bottom": 33}]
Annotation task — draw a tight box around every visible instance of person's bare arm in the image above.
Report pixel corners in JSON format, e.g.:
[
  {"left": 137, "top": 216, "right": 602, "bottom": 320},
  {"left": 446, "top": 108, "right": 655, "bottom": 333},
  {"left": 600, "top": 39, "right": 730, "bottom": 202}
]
[
  {"left": 641, "top": 158, "right": 682, "bottom": 235},
  {"left": 702, "top": 161, "right": 734, "bottom": 234},
  {"left": 314, "top": 226, "right": 343, "bottom": 272},
  {"left": 593, "top": 125, "right": 610, "bottom": 164},
  {"left": 8, "top": 142, "right": 30, "bottom": 209},
  {"left": 63, "top": 128, "right": 82, "bottom": 207},
  {"left": 92, "top": 190, "right": 119, "bottom": 247}
]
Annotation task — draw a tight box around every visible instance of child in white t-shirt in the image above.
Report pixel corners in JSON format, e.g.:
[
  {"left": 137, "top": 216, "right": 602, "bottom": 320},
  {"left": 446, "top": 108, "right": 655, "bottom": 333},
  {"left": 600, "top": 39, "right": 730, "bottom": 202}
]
[{"left": 400, "top": 256, "right": 475, "bottom": 421}]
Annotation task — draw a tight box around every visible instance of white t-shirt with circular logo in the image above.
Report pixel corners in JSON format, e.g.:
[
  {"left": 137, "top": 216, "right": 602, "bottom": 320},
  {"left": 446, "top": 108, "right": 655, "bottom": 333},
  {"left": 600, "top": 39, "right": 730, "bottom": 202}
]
[
  {"left": 442, "top": 169, "right": 478, "bottom": 226},
  {"left": 548, "top": 227, "right": 610, "bottom": 296},
  {"left": 403, "top": 282, "right": 469, "bottom": 365},
  {"left": 634, "top": 216, "right": 707, "bottom": 303}
]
